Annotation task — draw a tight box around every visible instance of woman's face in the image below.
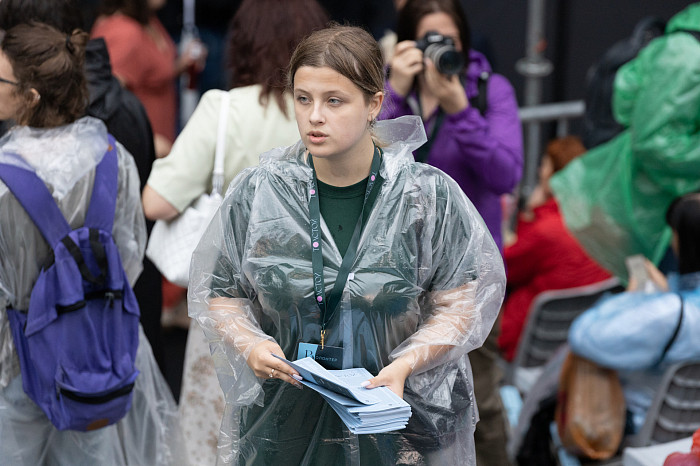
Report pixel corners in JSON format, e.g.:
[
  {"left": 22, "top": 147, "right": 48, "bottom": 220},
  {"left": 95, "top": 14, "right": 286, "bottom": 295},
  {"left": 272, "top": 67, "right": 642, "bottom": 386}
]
[
  {"left": 416, "top": 12, "right": 462, "bottom": 52},
  {"left": 293, "top": 66, "right": 382, "bottom": 163},
  {"left": 0, "top": 50, "right": 23, "bottom": 122}
]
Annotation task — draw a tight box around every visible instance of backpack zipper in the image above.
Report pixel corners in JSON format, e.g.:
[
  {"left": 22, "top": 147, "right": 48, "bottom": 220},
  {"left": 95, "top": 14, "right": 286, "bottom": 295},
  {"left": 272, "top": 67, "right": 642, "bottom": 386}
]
[{"left": 58, "top": 382, "right": 135, "bottom": 404}]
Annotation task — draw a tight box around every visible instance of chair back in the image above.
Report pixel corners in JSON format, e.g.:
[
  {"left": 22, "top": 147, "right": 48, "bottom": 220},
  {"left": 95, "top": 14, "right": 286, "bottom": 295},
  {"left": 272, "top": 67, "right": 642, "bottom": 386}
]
[
  {"left": 507, "top": 277, "right": 623, "bottom": 388},
  {"left": 632, "top": 360, "right": 700, "bottom": 446}
]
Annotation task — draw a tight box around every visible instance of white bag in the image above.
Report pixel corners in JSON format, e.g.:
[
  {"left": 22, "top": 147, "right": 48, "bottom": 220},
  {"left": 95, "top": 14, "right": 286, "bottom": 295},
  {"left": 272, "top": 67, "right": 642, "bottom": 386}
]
[{"left": 146, "top": 92, "right": 230, "bottom": 288}]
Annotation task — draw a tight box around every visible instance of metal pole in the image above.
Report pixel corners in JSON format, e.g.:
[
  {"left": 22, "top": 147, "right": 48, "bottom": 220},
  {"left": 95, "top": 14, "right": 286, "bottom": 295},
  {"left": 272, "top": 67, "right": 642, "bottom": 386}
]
[{"left": 516, "top": 0, "right": 554, "bottom": 198}]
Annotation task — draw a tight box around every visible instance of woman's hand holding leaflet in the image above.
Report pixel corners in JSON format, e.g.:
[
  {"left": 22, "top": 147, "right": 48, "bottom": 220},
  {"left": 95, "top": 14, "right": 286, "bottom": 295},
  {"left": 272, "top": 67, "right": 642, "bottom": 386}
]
[
  {"left": 209, "top": 297, "right": 302, "bottom": 389},
  {"left": 247, "top": 341, "right": 303, "bottom": 389},
  {"left": 362, "top": 359, "right": 413, "bottom": 399}
]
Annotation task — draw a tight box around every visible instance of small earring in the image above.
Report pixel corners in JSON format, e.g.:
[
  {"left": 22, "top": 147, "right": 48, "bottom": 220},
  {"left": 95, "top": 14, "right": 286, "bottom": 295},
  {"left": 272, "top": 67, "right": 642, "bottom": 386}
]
[{"left": 369, "top": 117, "right": 376, "bottom": 129}]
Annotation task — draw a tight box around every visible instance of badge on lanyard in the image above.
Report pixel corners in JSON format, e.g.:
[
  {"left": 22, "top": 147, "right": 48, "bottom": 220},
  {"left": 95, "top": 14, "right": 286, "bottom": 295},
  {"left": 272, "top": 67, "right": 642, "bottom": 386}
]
[{"left": 298, "top": 342, "right": 343, "bottom": 370}]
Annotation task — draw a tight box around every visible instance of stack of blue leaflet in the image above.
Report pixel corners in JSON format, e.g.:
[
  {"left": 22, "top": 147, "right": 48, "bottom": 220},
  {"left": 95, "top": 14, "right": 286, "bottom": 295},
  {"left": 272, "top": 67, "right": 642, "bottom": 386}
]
[{"left": 273, "top": 355, "right": 412, "bottom": 434}]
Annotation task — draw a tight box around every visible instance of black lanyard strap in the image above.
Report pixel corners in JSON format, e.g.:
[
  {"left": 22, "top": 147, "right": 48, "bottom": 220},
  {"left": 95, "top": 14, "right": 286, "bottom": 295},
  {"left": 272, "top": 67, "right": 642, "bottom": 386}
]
[{"left": 308, "top": 145, "right": 382, "bottom": 347}]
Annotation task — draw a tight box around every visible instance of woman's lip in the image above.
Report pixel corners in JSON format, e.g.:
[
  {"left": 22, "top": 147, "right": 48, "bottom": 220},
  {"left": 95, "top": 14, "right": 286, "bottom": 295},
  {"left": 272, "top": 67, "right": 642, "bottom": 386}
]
[{"left": 308, "top": 133, "right": 328, "bottom": 143}]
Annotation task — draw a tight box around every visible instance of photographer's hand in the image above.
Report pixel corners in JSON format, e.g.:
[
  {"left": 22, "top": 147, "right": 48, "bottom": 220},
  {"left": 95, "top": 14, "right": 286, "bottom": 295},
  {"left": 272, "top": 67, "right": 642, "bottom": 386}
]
[
  {"left": 423, "top": 59, "right": 468, "bottom": 115},
  {"left": 389, "top": 40, "right": 423, "bottom": 97}
]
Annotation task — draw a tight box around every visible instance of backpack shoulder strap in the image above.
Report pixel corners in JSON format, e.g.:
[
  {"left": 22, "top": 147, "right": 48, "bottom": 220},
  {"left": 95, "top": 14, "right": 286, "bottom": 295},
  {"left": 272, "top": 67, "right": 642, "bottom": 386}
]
[
  {"left": 654, "top": 293, "right": 685, "bottom": 366},
  {"left": 84, "top": 135, "right": 119, "bottom": 232},
  {"left": 468, "top": 71, "right": 490, "bottom": 116},
  {"left": 0, "top": 156, "right": 71, "bottom": 248}
]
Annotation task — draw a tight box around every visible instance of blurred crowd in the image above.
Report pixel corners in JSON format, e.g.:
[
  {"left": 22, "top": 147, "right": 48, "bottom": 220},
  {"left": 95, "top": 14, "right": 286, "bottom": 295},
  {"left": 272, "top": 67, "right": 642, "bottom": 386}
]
[{"left": 0, "top": 0, "right": 699, "bottom": 465}]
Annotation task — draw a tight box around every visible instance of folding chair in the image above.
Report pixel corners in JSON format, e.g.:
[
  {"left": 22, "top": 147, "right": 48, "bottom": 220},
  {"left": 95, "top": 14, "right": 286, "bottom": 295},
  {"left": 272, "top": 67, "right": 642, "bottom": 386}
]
[
  {"left": 604, "top": 360, "right": 700, "bottom": 466},
  {"left": 629, "top": 359, "right": 700, "bottom": 447},
  {"left": 505, "top": 277, "right": 623, "bottom": 393}
]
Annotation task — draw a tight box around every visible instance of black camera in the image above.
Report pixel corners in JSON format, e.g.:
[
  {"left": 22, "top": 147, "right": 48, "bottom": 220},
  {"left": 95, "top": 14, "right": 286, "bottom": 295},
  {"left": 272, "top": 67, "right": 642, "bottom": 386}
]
[{"left": 415, "top": 31, "right": 464, "bottom": 75}]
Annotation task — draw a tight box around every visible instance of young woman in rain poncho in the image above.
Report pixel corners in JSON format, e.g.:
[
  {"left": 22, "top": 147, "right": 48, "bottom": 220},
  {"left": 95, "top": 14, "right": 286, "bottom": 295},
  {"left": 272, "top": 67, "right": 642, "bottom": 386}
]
[
  {"left": 0, "top": 24, "right": 184, "bottom": 465},
  {"left": 188, "top": 25, "right": 505, "bottom": 465}
]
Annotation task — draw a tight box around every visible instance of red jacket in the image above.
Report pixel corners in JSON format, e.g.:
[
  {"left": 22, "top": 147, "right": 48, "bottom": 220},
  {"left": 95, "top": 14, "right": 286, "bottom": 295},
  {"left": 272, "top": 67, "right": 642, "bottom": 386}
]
[
  {"left": 92, "top": 14, "right": 177, "bottom": 143},
  {"left": 499, "top": 198, "right": 611, "bottom": 360}
]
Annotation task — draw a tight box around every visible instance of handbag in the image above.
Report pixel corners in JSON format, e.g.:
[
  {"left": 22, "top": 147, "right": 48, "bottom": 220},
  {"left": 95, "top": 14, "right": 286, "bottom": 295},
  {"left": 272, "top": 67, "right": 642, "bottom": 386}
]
[
  {"left": 555, "top": 352, "right": 626, "bottom": 460},
  {"left": 145, "top": 91, "right": 230, "bottom": 287}
]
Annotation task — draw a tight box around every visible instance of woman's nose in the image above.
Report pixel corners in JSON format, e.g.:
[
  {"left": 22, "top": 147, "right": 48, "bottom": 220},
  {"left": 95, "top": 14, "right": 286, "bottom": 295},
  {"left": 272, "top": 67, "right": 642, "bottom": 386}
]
[{"left": 309, "top": 103, "right": 324, "bottom": 125}]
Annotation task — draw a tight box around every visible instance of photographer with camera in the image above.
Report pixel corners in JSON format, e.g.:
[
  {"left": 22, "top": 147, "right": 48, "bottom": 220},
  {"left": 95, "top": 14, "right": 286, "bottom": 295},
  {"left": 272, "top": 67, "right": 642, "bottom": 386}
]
[
  {"left": 381, "top": 0, "right": 522, "bottom": 254},
  {"left": 380, "top": 2, "right": 522, "bottom": 466}
]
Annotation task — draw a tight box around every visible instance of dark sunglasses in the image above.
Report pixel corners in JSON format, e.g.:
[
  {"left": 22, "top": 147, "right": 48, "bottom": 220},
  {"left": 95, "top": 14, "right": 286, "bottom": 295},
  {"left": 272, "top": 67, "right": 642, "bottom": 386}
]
[{"left": 0, "top": 76, "right": 18, "bottom": 86}]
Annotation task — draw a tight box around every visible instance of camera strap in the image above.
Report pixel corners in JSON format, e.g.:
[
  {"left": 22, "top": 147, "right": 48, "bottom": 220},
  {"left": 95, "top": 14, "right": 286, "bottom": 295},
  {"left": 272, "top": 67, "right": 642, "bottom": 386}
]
[
  {"left": 410, "top": 95, "right": 445, "bottom": 164},
  {"left": 411, "top": 72, "right": 488, "bottom": 164},
  {"left": 470, "top": 71, "right": 490, "bottom": 115}
]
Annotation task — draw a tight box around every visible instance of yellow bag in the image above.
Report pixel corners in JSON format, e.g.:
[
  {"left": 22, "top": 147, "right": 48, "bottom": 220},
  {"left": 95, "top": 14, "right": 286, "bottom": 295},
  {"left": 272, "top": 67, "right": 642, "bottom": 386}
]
[{"left": 555, "top": 352, "right": 626, "bottom": 459}]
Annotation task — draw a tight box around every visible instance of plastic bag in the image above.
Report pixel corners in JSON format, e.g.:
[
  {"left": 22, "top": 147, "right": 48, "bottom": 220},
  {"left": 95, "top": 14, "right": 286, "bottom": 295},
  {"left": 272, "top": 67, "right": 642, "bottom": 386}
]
[{"left": 555, "top": 352, "right": 626, "bottom": 459}]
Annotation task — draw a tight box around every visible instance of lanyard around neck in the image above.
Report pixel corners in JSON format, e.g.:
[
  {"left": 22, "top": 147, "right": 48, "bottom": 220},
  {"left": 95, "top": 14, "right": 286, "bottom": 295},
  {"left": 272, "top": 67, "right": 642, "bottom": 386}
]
[{"left": 308, "top": 145, "right": 382, "bottom": 347}]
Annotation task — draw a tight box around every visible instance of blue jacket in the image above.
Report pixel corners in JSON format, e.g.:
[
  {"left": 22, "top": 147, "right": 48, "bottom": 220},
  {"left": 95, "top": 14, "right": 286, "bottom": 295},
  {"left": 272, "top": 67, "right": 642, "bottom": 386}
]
[{"left": 569, "top": 271, "right": 700, "bottom": 429}]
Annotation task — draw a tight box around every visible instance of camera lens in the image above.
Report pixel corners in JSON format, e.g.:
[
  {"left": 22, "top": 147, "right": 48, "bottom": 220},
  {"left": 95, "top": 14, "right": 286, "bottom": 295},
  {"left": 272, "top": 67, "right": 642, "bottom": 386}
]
[{"left": 425, "top": 44, "right": 464, "bottom": 75}]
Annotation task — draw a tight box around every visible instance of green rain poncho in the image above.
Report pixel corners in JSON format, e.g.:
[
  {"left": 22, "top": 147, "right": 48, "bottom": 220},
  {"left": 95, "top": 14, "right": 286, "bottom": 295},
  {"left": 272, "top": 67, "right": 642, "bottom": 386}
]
[
  {"left": 550, "top": 3, "right": 700, "bottom": 278},
  {"left": 188, "top": 116, "right": 505, "bottom": 465}
]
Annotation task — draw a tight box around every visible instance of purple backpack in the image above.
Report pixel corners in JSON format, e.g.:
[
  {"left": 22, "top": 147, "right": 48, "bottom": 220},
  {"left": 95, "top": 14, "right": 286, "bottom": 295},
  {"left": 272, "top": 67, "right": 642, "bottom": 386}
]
[{"left": 0, "top": 137, "right": 140, "bottom": 431}]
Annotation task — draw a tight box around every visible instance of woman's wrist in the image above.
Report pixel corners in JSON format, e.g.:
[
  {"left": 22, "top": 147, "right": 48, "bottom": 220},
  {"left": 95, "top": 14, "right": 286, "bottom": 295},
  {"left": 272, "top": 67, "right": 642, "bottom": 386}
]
[
  {"left": 392, "top": 357, "right": 414, "bottom": 379},
  {"left": 440, "top": 91, "right": 468, "bottom": 115},
  {"left": 388, "top": 75, "right": 412, "bottom": 98}
]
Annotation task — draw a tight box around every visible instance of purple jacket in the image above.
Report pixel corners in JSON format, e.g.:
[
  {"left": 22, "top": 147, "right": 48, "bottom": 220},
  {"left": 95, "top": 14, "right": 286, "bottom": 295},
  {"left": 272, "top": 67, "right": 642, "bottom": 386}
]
[{"left": 380, "top": 49, "right": 523, "bottom": 251}]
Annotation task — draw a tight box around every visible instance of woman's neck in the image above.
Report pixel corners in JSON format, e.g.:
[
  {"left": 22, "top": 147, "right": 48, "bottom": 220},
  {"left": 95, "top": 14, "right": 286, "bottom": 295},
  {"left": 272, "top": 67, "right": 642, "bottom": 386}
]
[{"left": 311, "top": 136, "right": 376, "bottom": 187}]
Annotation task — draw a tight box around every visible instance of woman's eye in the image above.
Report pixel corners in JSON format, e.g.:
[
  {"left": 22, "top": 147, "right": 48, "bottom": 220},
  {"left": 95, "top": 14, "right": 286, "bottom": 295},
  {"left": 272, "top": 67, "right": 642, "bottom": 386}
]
[
  {"left": 296, "top": 95, "right": 309, "bottom": 104},
  {"left": 328, "top": 98, "right": 342, "bottom": 105}
]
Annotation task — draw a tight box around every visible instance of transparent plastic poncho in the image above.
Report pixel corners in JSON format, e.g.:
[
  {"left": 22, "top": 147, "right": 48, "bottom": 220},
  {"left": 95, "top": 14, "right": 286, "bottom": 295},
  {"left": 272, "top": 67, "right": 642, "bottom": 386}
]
[
  {"left": 189, "top": 116, "right": 506, "bottom": 465},
  {"left": 0, "top": 117, "right": 185, "bottom": 465}
]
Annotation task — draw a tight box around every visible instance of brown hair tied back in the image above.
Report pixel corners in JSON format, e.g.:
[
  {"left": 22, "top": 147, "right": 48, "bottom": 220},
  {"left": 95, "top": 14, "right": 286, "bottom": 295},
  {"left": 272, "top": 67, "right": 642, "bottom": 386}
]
[
  {"left": 2, "top": 23, "right": 89, "bottom": 128},
  {"left": 65, "top": 34, "right": 75, "bottom": 54},
  {"left": 288, "top": 24, "right": 385, "bottom": 103}
]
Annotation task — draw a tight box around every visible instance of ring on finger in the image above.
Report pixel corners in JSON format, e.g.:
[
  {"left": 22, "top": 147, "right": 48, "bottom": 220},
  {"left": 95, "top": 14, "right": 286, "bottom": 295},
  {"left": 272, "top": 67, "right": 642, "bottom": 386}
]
[{"left": 269, "top": 368, "right": 276, "bottom": 378}]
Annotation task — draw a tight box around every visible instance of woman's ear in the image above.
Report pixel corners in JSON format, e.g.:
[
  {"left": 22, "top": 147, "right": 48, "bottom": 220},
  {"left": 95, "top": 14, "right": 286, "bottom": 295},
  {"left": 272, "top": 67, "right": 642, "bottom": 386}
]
[
  {"left": 28, "top": 88, "right": 41, "bottom": 107},
  {"left": 368, "top": 91, "right": 384, "bottom": 122}
]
